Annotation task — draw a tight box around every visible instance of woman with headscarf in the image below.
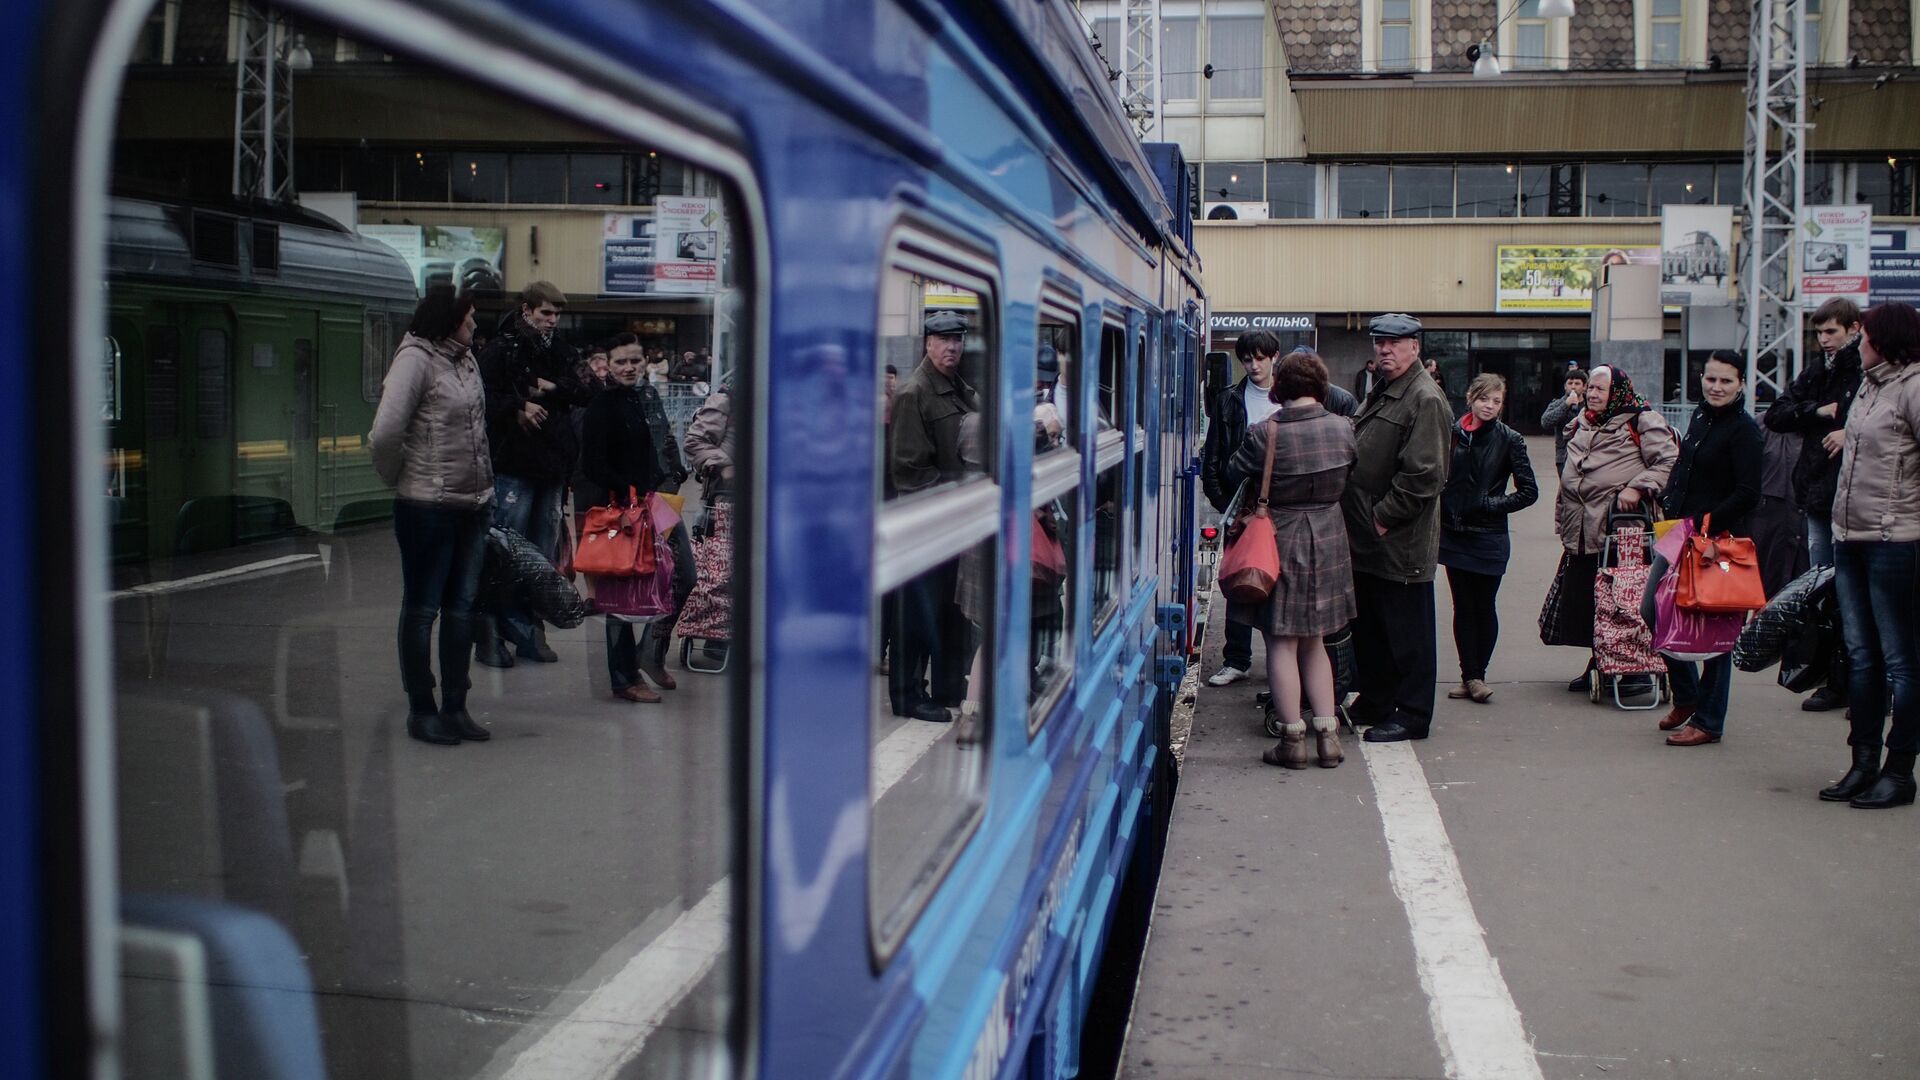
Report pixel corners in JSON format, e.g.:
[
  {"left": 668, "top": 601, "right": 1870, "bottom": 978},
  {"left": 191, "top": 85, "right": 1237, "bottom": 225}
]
[{"left": 1550, "top": 365, "right": 1678, "bottom": 691}]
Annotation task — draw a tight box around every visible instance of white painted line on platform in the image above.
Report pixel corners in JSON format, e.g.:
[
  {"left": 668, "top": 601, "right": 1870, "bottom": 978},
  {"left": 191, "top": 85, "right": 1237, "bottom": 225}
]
[
  {"left": 109, "top": 553, "right": 320, "bottom": 599},
  {"left": 488, "top": 715, "right": 956, "bottom": 1079},
  {"left": 1362, "top": 741, "right": 1544, "bottom": 1080}
]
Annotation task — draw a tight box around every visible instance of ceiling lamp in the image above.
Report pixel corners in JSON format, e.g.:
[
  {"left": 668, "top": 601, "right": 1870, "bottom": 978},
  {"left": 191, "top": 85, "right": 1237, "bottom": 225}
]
[
  {"left": 1539, "top": 0, "right": 1576, "bottom": 18},
  {"left": 1469, "top": 43, "right": 1502, "bottom": 78}
]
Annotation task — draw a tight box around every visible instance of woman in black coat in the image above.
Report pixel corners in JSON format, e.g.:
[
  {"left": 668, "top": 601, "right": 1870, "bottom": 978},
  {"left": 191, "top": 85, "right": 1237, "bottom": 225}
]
[
  {"left": 580, "top": 345, "right": 667, "bottom": 703},
  {"left": 1655, "top": 351, "right": 1764, "bottom": 746},
  {"left": 1438, "top": 374, "right": 1539, "bottom": 703}
]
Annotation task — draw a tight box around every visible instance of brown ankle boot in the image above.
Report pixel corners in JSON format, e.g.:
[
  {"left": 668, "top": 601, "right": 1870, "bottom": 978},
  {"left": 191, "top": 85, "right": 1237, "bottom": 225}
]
[
  {"left": 1262, "top": 720, "right": 1310, "bottom": 770},
  {"left": 1310, "top": 715, "right": 1344, "bottom": 768}
]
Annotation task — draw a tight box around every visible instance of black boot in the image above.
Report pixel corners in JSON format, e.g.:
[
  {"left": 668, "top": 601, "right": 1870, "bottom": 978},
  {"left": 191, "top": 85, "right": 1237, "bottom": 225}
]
[
  {"left": 407, "top": 711, "right": 461, "bottom": 746},
  {"left": 474, "top": 617, "right": 514, "bottom": 669},
  {"left": 1819, "top": 743, "right": 1880, "bottom": 802},
  {"left": 1850, "top": 750, "right": 1917, "bottom": 809},
  {"left": 519, "top": 623, "right": 560, "bottom": 663},
  {"left": 439, "top": 691, "right": 490, "bottom": 741}
]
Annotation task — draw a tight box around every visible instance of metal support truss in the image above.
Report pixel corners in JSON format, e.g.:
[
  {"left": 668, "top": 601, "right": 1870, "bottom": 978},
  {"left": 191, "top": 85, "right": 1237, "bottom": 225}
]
[
  {"left": 1120, "top": 0, "right": 1160, "bottom": 137},
  {"left": 232, "top": 1, "right": 294, "bottom": 202},
  {"left": 1739, "top": 0, "right": 1807, "bottom": 398}
]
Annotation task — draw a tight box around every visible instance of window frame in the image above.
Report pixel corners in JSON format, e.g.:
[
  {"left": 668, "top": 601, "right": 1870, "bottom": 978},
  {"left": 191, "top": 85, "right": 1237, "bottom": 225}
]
[
  {"left": 1091, "top": 310, "right": 1130, "bottom": 636},
  {"left": 1637, "top": 0, "right": 1705, "bottom": 68},
  {"left": 1499, "top": 0, "right": 1569, "bottom": 70},
  {"left": 60, "top": 0, "right": 774, "bottom": 1068},
  {"left": 1030, "top": 286, "right": 1083, "bottom": 734},
  {"left": 867, "top": 221, "right": 1002, "bottom": 964}
]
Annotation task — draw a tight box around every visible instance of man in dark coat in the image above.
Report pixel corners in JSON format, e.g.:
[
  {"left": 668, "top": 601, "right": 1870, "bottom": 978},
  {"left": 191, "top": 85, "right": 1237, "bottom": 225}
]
[
  {"left": 1345, "top": 313, "right": 1453, "bottom": 742},
  {"left": 476, "top": 281, "right": 593, "bottom": 665},
  {"left": 1763, "top": 296, "right": 1864, "bottom": 710}
]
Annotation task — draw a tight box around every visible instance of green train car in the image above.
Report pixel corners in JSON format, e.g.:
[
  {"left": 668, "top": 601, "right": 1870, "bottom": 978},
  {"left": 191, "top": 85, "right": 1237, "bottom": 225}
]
[{"left": 105, "top": 197, "right": 419, "bottom": 569}]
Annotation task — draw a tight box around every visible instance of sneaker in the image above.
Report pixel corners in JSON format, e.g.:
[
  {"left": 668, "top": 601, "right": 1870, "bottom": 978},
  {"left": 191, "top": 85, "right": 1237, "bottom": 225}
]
[{"left": 1207, "top": 666, "right": 1249, "bottom": 687}]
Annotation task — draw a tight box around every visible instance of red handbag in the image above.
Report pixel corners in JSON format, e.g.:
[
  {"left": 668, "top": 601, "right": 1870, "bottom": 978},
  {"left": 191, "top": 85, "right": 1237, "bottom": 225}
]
[
  {"left": 1218, "top": 419, "right": 1281, "bottom": 605},
  {"left": 1675, "top": 512, "right": 1766, "bottom": 613},
  {"left": 1032, "top": 510, "right": 1067, "bottom": 587},
  {"left": 574, "top": 487, "right": 656, "bottom": 577}
]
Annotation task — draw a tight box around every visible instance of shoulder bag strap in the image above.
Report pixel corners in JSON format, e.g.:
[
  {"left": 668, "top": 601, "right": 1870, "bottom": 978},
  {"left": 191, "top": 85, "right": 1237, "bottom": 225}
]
[{"left": 1255, "top": 418, "right": 1279, "bottom": 514}]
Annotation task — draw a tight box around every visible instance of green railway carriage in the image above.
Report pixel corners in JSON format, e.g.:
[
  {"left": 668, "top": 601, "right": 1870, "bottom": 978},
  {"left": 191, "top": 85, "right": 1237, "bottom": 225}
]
[{"left": 105, "top": 197, "right": 419, "bottom": 567}]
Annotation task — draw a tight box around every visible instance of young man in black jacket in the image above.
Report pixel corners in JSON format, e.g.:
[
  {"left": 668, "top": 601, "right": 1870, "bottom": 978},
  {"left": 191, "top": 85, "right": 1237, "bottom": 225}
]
[
  {"left": 1764, "top": 296, "right": 1864, "bottom": 711},
  {"left": 1200, "top": 330, "right": 1284, "bottom": 686}
]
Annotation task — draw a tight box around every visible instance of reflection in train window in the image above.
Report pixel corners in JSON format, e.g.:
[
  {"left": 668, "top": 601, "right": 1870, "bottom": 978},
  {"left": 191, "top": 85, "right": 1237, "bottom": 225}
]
[
  {"left": 1098, "top": 321, "right": 1124, "bottom": 429},
  {"left": 1092, "top": 453, "right": 1124, "bottom": 631},
  {"left": 100, "top": 6, "right": 744, "bottom": 1077},
  {"left": 877, "top": 256, "right": 997, "bottom": 500},
  {"left": 1031, "top": 304, "right": 1079, "bottom": 725}
]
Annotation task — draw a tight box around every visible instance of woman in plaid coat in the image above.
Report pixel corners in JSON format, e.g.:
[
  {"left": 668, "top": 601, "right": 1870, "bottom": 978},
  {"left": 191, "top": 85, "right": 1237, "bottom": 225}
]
[{"left": 1224, "top": 351, "right": 1357, "bottom": 769}]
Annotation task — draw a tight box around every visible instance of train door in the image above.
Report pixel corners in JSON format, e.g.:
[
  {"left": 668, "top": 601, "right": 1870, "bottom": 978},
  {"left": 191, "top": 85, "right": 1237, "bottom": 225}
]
[
  {"left": 168, "top": 303, "right": 239, "bottom": 556},
  {"left": 231, "top": 304, "right": 319, "bottom": 533}
]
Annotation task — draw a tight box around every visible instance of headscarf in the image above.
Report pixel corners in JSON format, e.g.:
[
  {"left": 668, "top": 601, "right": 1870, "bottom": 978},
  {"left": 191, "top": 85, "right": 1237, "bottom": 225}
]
[{"left": 1584, "top": 367, "right": 1649, "bottom": 427}]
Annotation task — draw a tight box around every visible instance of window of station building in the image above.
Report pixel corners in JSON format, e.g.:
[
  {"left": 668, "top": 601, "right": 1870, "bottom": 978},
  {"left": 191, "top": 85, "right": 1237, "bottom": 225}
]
[
  {"left": 1338, "top": 164, "right": 1390, "bottom": 219},
  {"left": 1163, "top": 15, "right": 1201, "bottom": 99},
  {"left": 568, "top": 153, "right": 627, "bottom": 205},
  {"left": 1650, "top": 162, "right": 1715, "bottom": 207},
  {"left": 1205, "top": 1, "right": 1266, "bottom": 100},
  {"left": 395, "top": 150, "right": 451, "bottom": 202},
  {"left": 451, "top": 152, "right": 508, "bottom": 203},
  {"left": 1512, "top": 0, "right": 1549, "bottom": 68},
  {"left": 1520, "top": 163, "right": 1582, "bottom": 217},
  {"left": 1852, "top": 159, "right": 1916, "bottom": 217},
  {"left": 871, "top": 243, "right": 998, "bottom": 957},
  {"left": 1392, "top": 165, "right": 1454, "bottom": 219},
  {"left": 1456, "top": 164, "right": 1520, "bottom": 217},
  {"left": 508, "top": 151, "right": 568, "bottom": 203},
  {"left": 1586, "top": 163, "right": 1652, "bottom": 216},
  {"left": 1803, "top": 161, "right": 1838, "bottom": 204},
  {"left": 1717, "top": 160, "right": 1754, "bottom": 203},
  {"left": 1202, "top": 161, "right": 1263, "bottom": 203},
  {"left": 1649, "top": 0, "right": 1684, "bottom": 65},
  {"left": 1266, "top": 162, "right": 1316, "bottom": 218},
  {"left": 1379, "top": 0, "right": 1414, "bottom": 69},
  {"left": 96, "top": 8, "right": 749, "bottom": 1077},
  {"left": 1031, "top": 301, "right": 1081, "bottom": 726}
]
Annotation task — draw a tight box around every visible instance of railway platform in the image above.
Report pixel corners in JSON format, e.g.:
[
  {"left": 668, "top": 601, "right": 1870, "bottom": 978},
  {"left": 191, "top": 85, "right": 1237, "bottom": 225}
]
[{"left": 1121, "top": 439, "right": 1920, "bottom": 1080}]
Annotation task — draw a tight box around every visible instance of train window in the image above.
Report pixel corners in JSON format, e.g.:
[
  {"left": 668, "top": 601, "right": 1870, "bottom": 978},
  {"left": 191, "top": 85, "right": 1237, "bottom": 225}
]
[
  {"left": 1032, "top": 298, "right": 1080, "bottom": 726},
  {"left": 94, "top": 7, "right": 749, "bottom": 1078},
  {"left": 1092, "top": 435, "right": 1125, "bottom": 633},
  {"left": 1097, "top": 321, "right": 1124, "bottom": 429},
  {"left": 1131, "top": 332, "right": 1149, "bottom": 576},
  {"left": 870, "top": 237, "right": 998, "bottom": 959}
]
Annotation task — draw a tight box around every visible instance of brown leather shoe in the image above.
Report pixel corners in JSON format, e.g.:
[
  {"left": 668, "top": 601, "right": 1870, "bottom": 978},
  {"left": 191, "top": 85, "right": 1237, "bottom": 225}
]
[
  {"left": 639, "top": 659, "right": 677, "bottom": 691},
  {"left": 615, "top": 683, "right": 661, "bottom": 704},
  {"left": 1466, "top": 679, "right": 1494, "bottom": 703},
  {"left": 1665, "top": 723, "right": 1720, "bottom": 746},
  {"left": 1658, "top": 704, "right": 1696, "bottom": 731},
  {"left": 1447, "top": 684, "right": 1472, "bottom": 700}
]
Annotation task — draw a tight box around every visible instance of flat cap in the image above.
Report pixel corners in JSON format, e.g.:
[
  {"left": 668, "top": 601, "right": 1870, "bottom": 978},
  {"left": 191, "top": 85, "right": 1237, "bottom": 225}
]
[
  {"left": 1368, "top": 312, "right": 1422, "bottom": 338},
  {"left": 1036, "top": 344, "right": 1059, "bottom": 378},
  {"left": 923, "top": 310, "right": 969, "bottom": 336}
]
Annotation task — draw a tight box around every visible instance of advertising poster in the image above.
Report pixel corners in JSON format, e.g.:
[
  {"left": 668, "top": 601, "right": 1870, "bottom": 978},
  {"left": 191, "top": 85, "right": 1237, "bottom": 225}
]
[
  {"left": 1495, "top": 244, "right": 1659, "bottom": 312},
  {"left": 1659, "top": 205, "right": 1735, "bottom": 307},
  {"left": 653, "top": 196, "right": 722, "bottom": 294},
  {"left": 1799, "top": 204, "right": 1872, "bottom": 305},
  {"left": 357, "top": 224, "right": 505, "bottom": 295},
  {"left": 602, "top": 212, "right": 656, "bottom": 295},
  {"left": 1870, "top": 226, "right": 1920, "bottom": 306}
]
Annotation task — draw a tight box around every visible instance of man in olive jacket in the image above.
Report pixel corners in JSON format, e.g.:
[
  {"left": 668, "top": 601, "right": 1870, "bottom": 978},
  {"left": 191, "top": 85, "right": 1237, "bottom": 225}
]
[{"left": 1345, "top": 313, "right": 1453, "bottom": 743}]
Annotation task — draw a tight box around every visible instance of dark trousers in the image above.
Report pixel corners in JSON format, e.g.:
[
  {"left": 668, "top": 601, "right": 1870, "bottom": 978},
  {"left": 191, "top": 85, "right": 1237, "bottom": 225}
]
[
  {"left": 1835, "top": 540, "right": 1920, "bottom": 754},
  {"left": 1350, "top": 571, "right": 1438, "bottom": 729},
  {"left": 1667, "top": 654, "right": 1735, "bottom": 735},
  {"left": 888, "top": 566, "right": 976, "bottom": 713},
  {"left": 1445, "top": 567, "right": 1503, "bottom": 682},
  {"left": 1223, "top": 616, "right": 1255, "bottom": 671},
  {"left": 394, "top": 500, "right": 490, "bottom": 703}
]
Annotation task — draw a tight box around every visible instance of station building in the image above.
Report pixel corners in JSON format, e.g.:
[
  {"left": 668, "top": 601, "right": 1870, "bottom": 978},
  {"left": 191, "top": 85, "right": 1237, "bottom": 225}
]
[{"left": 1077, "top": 0, "right": 1920, "bottom": 428}]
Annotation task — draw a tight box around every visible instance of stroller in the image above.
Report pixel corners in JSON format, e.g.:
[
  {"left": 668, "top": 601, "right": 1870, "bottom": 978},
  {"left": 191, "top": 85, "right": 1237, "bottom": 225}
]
[
  {"left": 1590, "top": 510, "right": 1669, "bottom": 709},
  {"left": 675, "top": 500, "right": 733, "bottom": 673}
]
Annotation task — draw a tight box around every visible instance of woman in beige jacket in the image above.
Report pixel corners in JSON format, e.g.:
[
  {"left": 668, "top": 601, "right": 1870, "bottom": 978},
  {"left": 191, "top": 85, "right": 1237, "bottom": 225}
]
[
  {"left": 1819, "top": 302, "right": 1920, "bottom": 808},
  {"left": 1549, "top": 366, "right": 1677, "bottom": 690},
  {"left": 367, "top": 287, "right": 495, "bottom": 746}
]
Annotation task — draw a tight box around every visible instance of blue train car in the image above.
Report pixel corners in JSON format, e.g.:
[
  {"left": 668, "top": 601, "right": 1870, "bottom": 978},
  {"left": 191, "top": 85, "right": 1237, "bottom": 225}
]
[{"left": 8, "top": 0, "right": 1204, "bottom": 1076}]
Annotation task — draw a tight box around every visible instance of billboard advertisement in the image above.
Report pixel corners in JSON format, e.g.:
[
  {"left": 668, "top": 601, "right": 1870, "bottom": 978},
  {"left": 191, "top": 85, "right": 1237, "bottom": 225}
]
[
  {"left": 1496, "top": 244, "right": 1659, "bottom": 312},
  {"left": 1799, "top": 204, "right": 1872, "bottom": 305},
  {"left": 357, "top": 224, "right": 505, "bottom": 295},
  {"left": 602, "top": 212, "right": 656, "bottom": 295},
  {"left": 1870, "top": 226, "right": 1920, "bottom": 306},
  {"left": 1659, "top": 205, "right": 1734, "bottom": 307},
  {"left": 653, "top": 196, "right": 722, "bottom": 295}
]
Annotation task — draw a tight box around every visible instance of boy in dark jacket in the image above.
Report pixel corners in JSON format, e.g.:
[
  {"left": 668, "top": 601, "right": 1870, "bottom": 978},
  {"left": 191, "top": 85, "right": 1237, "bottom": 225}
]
[{"left": 1200, "top": 330, "right": 1284, "bottom": 686}]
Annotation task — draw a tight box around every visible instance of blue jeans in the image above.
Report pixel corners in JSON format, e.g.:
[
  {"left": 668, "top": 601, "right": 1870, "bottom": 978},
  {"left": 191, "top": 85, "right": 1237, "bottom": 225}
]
[
  {"left": 1666, "top": 654, "right": 1734, "bottom": 735},
  {"left": 1807, "top": 515, "right": 1835, "bottom": 568},
  {"left": 393, "top": 500, "right": 490, "bottom": 699},
  {"left": 1834, "top": 540, "right": 1920, "bottom": 753},
  {"left": 491, "top": 475, "right": 564, "bottom": 651}
]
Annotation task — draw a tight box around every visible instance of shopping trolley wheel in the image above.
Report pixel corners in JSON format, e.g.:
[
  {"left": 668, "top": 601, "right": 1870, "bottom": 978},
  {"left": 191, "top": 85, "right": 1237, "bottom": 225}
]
[
  {"left": 1660, "top": 677, "right": 1672, "bottom": 704},
  {"left": 1264, "top": 710, "right": 1286, "bottom": 738},
  {"left": 1589, "top": 678, "right": 1602, "bottom": 704}
]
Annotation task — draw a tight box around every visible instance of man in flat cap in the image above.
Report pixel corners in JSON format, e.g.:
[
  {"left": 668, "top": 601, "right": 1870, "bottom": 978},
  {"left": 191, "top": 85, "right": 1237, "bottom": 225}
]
[
  {"left": 1345, "top": 313, "right": 1452, "bottom": 742},
  {"left": 886, "top": 310, "right": 984, "bottom": 724}
]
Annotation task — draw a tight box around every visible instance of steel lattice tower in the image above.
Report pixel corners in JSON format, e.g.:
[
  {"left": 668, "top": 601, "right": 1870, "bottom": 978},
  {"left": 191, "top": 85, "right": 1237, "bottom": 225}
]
[
  {"left": 232, "top": 1, "right": 294, "bottom": 202},
  {"left": 1739, "top": 0, "right": 1808, "bottom": 396},
  {"left": 1121, "top": 0, "right": 1160, "bottom": 137}
]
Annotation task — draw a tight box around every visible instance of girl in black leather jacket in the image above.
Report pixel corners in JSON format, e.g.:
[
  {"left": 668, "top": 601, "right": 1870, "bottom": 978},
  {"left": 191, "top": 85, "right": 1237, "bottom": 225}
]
[{"left": 1439, "top": 374, "right": 1539, "bottom": 703}]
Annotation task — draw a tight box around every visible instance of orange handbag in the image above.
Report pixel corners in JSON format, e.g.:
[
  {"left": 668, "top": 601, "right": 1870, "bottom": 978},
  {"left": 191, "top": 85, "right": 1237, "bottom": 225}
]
[
  {"left": 1675, "top": 512, "right": 1766, "bottom": 613},
  {"left": 1032, "top": 510, "right": 1068, "bottom": 587},
  {"left": 1218, "top": 419, "right": 1282, "bottom": 605},
  {"left": 574, "top": 487, "right": 657, "bottom": 577}
]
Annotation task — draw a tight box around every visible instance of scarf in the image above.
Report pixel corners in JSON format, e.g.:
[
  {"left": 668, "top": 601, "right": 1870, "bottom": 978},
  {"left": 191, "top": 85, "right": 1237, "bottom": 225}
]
[{"left": 1584, "top": 369, "right": 1649, "bottom": 427}]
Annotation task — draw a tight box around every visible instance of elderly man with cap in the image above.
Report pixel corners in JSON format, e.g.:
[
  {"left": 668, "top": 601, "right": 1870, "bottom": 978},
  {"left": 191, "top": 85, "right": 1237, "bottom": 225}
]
[
  {"left": 885, "top": 310, "right": 984, "bottom": 724},
  {"left": 1346, "top": 312, "right": 1453, "bottom": 742}
]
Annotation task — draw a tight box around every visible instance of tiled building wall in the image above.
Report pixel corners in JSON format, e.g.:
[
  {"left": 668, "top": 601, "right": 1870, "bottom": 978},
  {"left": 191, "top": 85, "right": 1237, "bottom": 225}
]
[
  {"left": 1430, "top": 1, "right": 1482, "bottom": 71},
  {"left": 1272, "top": 0, "right": 1365, "bottom": 73},
  {"left": 1852, "top": 0, "right": 1914, "bottom": 64},
  {"left": 1563, "top": 0, "right": 1638, "bottom": 67},
  {"left": 1706, "top": 0, "right": 1749, "bottom": 65}
]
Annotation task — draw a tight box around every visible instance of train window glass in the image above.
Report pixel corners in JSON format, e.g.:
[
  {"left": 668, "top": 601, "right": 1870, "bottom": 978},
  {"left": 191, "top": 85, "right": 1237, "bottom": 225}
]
[
  {"left": 1131, "top": 333, "right": 1149, "bottom": 575},
  {"left": 1032, "top": 301, "right": 1080, "bottom": 726},
  {"left": 878, "top": 258, "right": 997, "bottom": 500},
  {"left": 509, "top": 152, "right": 567, "bottom": 203},
  {"left": 1097, "top": 321, "right": 1124, "bottom": 430},
  {"left": 450, "top": 152, "right": 508, "bottom": 204},
  {"left": 98, "top": 10, "right": 748, "bottom": 1077},
  {"left": 1092, "top": 453, "right": 1124, "bottom": 631}
]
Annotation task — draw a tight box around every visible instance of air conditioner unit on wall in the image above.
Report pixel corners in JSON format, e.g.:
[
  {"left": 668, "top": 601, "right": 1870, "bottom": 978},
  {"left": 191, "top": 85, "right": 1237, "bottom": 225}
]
[{"left": 1201, "top": 201, "right": 1269, "bottom": 221}]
